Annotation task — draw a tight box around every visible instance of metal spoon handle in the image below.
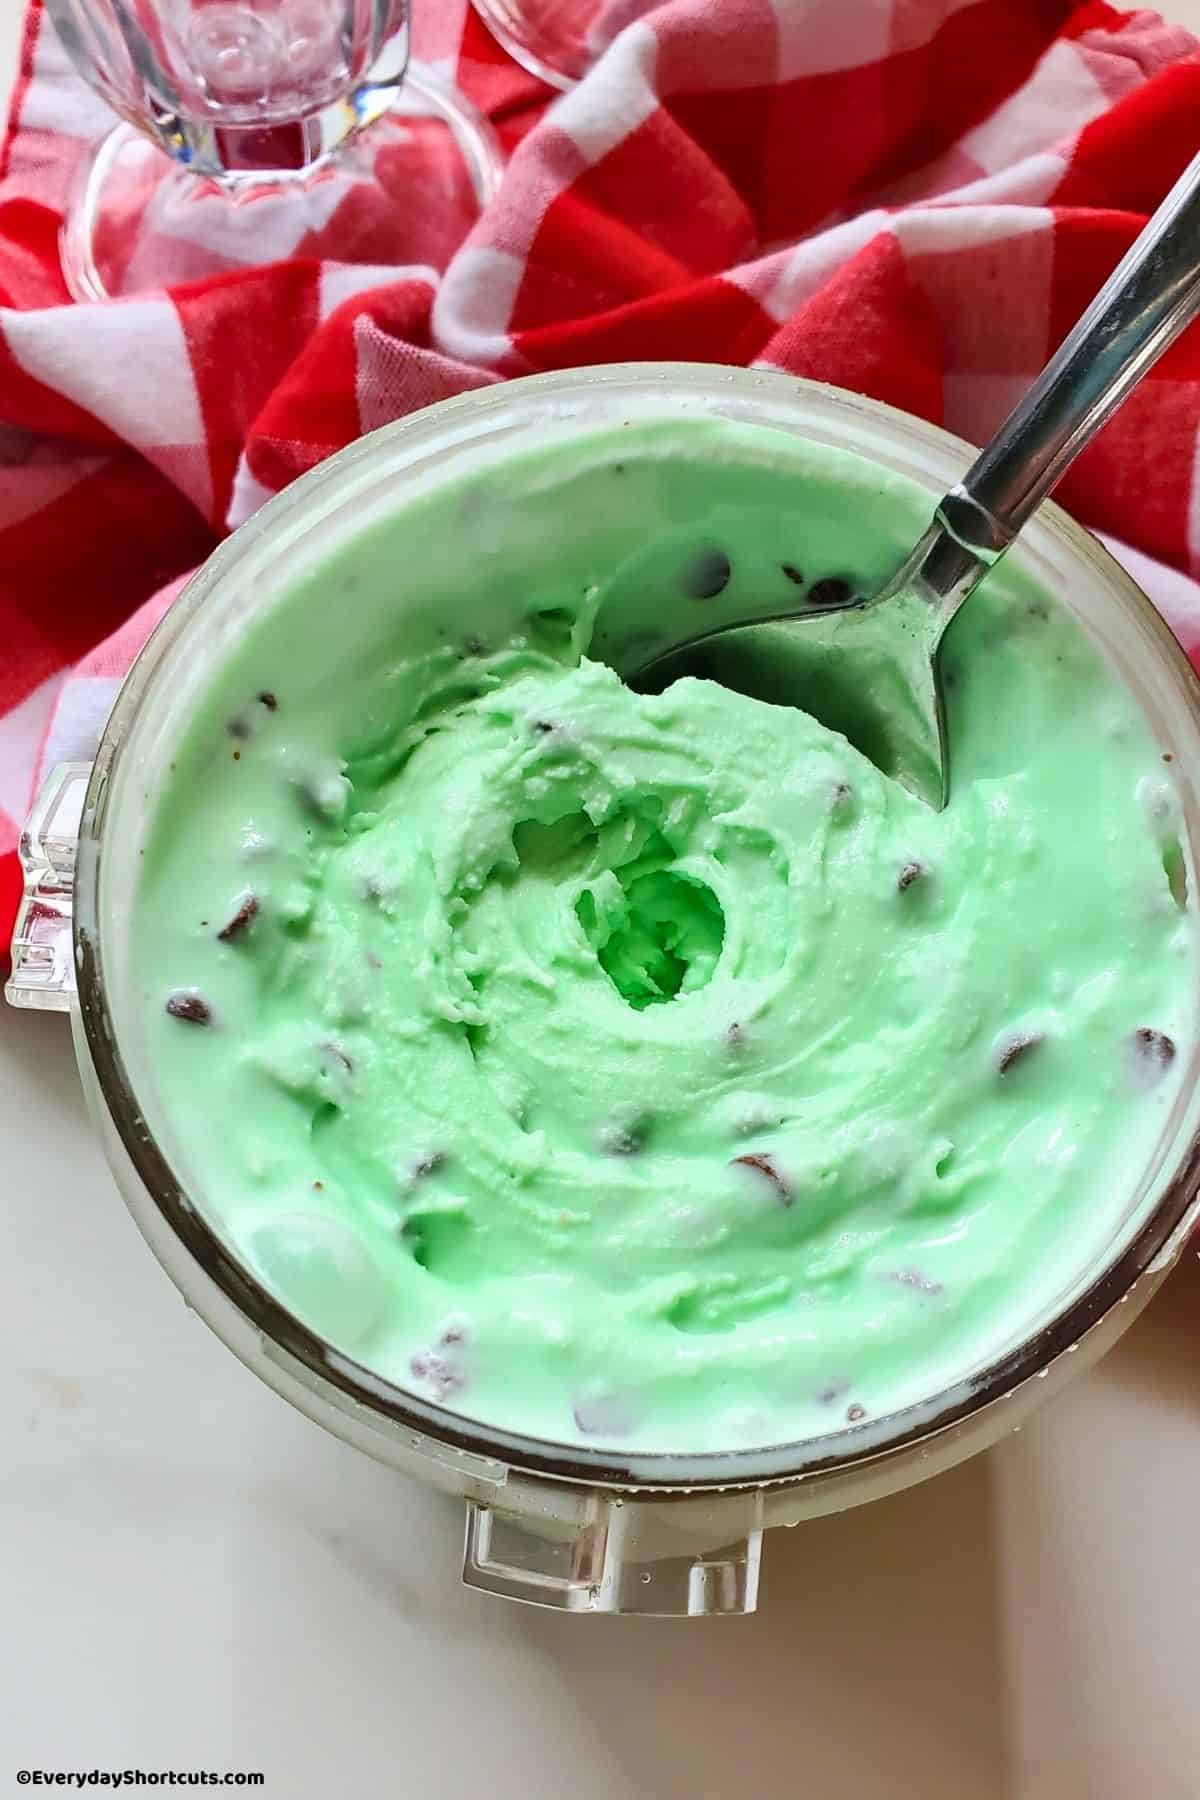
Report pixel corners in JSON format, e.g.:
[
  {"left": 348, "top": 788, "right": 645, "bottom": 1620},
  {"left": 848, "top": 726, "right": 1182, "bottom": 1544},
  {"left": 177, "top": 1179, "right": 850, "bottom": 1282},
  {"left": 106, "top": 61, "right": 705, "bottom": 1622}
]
[{"left": 930, "top": 145, "right": 1200, "bottom": 589}]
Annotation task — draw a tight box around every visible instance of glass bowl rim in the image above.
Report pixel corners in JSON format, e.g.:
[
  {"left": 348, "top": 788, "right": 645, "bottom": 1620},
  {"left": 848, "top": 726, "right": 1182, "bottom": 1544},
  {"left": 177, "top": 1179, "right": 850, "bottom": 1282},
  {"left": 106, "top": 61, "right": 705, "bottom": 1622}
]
[{"left": 73, "top": 360, "right": 1200, "bottom": 1491}]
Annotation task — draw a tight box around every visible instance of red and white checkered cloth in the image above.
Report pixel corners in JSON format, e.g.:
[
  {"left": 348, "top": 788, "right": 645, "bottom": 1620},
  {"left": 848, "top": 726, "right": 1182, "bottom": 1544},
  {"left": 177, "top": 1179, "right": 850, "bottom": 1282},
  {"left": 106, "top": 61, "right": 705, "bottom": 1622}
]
[{"left": 4, "top": 0, "right": 1200, "bottom": 951}]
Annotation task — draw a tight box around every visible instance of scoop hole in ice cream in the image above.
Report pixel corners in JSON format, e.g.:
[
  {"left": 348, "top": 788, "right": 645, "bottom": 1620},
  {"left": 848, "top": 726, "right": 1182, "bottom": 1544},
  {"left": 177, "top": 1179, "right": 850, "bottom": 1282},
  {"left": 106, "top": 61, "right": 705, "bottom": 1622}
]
[
  {"left": 576, "top": 866, "right": 725, "bottom": 1010},
  {"left": 508, "top": 804, "right": 725, "bottom": 1008}
]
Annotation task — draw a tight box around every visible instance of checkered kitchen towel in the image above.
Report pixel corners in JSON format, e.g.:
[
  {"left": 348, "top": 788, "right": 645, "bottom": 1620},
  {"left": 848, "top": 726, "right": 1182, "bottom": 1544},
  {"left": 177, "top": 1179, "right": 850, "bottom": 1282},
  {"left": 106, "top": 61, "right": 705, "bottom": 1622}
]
[{"left": 4, "top": 0, "right": 1200, "bottom": 949}]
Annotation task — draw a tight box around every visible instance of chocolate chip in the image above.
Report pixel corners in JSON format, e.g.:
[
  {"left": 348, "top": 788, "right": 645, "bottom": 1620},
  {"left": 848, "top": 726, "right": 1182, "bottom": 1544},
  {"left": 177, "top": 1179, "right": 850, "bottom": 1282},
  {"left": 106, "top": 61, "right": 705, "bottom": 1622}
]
[
  {"left": 897, "top": 861, "right": 924, "bottom": 892},
  {"left": 680, "top": 547, "right": 732, "bottom": 600},
  {"left": 532, "top": 719, "right": 556, "bottom": 734},
  {"left": 320, "top": 1041, "right": 354, "bottom": 1075},
  {"left": 216, "top": 892, "right": 259, "bottom": 942},
  {"left": 807, "top": 577, "right": 854, "bottom": 609},
  {"left": 725, "top": 1021, "right": 747, "bottom": 1051},
  {"left": 731, "top": 1151, "right": 793, "bottom": 1205},
  {"left": 846, "top": 1403, "right": 867, "bottom": 1423},
  {"left": 463, "top": 635, "right": 487, "bottom": 657},
  {"left": 412, "top": 1151, "right": 447, "bottom": 1180},
  {"left": 257, "top": 691, "right": 278, "bottom": 711},
  {"left": 439, "top": 1323, "right": 467, "bottom": 1347},
  {"left": 817, "top": 1380, "right": 850, "bottom": 1405},
  {"left": 781, "top": 563, "right": 805, "bottom": 586},
  {"left": 227, "top": 716, "right": 250, "bottom": 741},
  {"left": 166, "top": 990, "right": 212, "bottom": 1026},
  {"left": 995, "top": 1030, "right": 1043, "bottom": 1076},
  {"left": 1128, "top": 1027, "right": 1177, "bottom": 1089}
]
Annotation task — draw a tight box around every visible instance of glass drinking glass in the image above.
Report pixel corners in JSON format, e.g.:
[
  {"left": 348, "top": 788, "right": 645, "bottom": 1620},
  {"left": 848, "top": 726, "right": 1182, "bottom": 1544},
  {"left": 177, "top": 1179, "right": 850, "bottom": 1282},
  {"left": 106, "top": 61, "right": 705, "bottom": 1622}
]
[
  {"left": 470, "top": 0, "right": 652, "bottom": 88},
  {"left": 44, "top": 0, "right": 505, "bottom": 299}
]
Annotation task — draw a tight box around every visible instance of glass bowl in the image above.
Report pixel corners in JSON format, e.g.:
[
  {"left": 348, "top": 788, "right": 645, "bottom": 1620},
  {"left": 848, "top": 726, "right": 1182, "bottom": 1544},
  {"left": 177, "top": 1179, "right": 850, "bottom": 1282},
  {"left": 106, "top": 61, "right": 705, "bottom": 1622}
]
[{"left": 15, "top": 364, "right": 1200, "bottom": 1614}]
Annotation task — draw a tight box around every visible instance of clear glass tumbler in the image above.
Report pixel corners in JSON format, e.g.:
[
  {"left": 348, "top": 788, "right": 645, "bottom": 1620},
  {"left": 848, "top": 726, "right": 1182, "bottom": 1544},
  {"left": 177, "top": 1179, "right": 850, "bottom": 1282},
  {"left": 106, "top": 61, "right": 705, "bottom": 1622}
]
[
  {"left": 45, "top": 0, "right": 504, "bottom": 299},
  {"left": 470, "top": 0, "right": 652, "bottom": 88}
]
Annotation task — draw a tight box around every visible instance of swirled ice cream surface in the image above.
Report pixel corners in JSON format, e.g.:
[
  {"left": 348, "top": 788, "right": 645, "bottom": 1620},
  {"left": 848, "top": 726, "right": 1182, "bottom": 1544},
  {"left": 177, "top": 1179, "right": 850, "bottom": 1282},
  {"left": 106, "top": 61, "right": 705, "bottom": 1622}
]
[{"left": 134, "top": 418, "right": 1193, "bottom": 1453}]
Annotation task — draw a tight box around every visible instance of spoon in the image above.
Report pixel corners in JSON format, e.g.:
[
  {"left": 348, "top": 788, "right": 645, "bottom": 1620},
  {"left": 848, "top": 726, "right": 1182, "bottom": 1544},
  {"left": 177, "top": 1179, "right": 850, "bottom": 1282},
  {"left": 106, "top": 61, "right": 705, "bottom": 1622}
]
[{"left": 627, "top": 149, "right": 1200, "bottom": 808}]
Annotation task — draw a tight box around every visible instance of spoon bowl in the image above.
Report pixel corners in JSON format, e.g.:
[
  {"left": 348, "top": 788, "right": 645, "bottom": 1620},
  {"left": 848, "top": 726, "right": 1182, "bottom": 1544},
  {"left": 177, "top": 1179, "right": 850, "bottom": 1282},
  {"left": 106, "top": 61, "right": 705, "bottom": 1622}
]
[
  {"left": 626, "top": 520, "right": 968, "bottom": 809},
  {"left": 628, "top": 147, "right": 1200, "bottom": 808}
]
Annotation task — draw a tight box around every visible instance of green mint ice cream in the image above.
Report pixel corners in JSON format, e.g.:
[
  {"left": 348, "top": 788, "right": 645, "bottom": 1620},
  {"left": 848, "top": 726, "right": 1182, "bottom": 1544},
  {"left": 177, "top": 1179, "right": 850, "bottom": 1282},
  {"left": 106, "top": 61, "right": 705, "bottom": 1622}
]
[{"left": 133, "top": 418, "right": 1193, "bottom": 1453}]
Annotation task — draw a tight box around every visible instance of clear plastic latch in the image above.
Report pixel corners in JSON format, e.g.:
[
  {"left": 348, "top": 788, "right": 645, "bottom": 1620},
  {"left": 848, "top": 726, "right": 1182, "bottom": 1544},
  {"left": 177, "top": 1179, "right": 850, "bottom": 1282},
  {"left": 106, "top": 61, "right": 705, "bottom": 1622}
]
[
  {"left": 463, "top": 1495, "right": 763, "bottom": 1615},
  {"left": 5, "top": 762, "right": 91, "bottom": 1013}
]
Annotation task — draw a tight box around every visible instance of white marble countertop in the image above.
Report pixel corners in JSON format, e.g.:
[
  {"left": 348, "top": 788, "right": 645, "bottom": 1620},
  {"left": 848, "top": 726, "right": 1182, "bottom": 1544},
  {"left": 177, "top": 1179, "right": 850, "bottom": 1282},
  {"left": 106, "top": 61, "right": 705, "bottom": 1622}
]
[{"left": 6, "top": 7, "right": 1200, "bottom": 1796}]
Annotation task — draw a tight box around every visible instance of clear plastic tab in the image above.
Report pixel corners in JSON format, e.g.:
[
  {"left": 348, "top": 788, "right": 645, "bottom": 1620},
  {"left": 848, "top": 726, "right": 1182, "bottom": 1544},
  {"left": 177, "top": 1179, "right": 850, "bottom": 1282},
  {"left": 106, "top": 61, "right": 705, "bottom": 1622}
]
[
  {"left": 462, "top": 1496, "right": 763, "bottom": 1615},
  {"left": 5, "top": 762, "right": 91, "bottom": 1013}
]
